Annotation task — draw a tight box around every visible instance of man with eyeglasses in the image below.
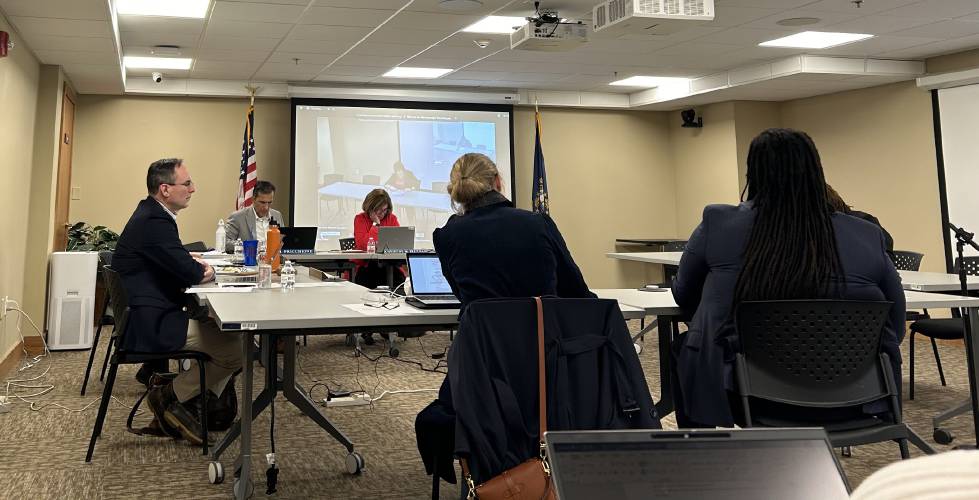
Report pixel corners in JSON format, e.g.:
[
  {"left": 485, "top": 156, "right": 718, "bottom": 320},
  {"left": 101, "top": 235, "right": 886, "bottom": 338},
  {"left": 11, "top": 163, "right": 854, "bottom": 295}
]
[
  {"left": 224, "top": 180, "right": 282, "bottom": 252},
  {"left": 112, "top": 158, "right": 242, "bottom": 445}
]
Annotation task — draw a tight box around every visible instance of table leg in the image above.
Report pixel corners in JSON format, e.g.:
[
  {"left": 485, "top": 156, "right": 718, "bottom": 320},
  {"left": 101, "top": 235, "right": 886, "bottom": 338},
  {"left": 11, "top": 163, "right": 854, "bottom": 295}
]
[
  {"left": 281, "top": 334, "right": 356, "bottom": 452},
  {"left": 235, "top": 333, "right": 253, "bottom": 500},
  {"left": 964, "top": 307, "right": 979, "bottom": 448},
  {"left": 655, "top": 316, "right": 675, "bottom": 418},
  {"left": 212, "top": 339, "right": 277, "bottom": 461}
]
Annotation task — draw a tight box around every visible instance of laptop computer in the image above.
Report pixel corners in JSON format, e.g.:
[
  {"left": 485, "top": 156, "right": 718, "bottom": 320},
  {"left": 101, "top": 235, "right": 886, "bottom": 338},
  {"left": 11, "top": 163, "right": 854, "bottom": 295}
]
[
  {"left": 377, "top": 226, "right": 415, "bottom": 254},
  {"left": 404, "top": 253, "right": 460, "bottom": 309},
  {"left": 278, "top": 226, "right": 317, "bottom": 255},
  {"left": 545, "top": 428, "right": 850, "bottom": 500}
]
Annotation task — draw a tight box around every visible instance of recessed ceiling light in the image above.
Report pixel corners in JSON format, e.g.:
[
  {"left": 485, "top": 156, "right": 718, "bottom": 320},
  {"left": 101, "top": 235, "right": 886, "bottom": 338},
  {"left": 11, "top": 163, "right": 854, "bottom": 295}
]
[
  {"left": 124, "top": 56, "right": 193, "bottom": 70},
  {"left": 383, "top": 67, "right": 453, "bottom": 79},
  {"left": 116, "top": 0, "right": 210, "bottom": 18},
  {"left": 609, "top": 76, "right": 690, "bottom": 88},
  {"left": 776, "top": 17, "right": 821, "bottom": 27},
  {"left": 759, "top": 31, "right": 873, "bottom": 49},
  {"left": 462, "top": 16, "right": 526, "bottom": 34},
  {"left": 438, "top": 0, "right": 483, "bottom": 11}
]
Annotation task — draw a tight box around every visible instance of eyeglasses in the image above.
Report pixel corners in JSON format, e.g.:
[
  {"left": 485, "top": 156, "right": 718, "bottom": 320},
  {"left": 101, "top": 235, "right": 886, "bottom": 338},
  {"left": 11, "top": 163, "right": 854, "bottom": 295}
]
[
  {"left": 164, "top": 180, "right": 194, "bottom": 188},
  {"left": 363, "top": 302, "right": 400, "bottom": 310}
]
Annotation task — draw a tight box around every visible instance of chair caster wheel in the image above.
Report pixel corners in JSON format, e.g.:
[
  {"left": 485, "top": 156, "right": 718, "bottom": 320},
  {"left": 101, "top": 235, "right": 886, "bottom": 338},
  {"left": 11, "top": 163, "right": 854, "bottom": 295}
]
[
  {"left": 346, "top": 451, "right": 365, "bottom": 475},
  {"left": 634, "top": 343, "right": 642, "bottom": 355},
  {"left": 208, "top": 461, "right": 224, "bottom": 484},
  {"left": 840, "top": 446, "right": 852, "bottom": 458},
  {"left": 389, "top": 347, "right": 400, "bottom": 358},
  {"left": 934, "top": 428, "right": 954, "bottom": 445},
  {"left": 233, "top": 478, "right": 253, "bottom": 498},
  {"left": 180, "top": 359, "right": 192, "bottom": 372}
]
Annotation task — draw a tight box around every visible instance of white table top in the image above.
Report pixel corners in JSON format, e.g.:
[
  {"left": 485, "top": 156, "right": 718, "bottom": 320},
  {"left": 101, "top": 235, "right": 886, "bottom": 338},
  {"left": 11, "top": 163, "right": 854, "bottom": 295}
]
[
  {"left": 202, "top": 251, "right": 409, "bottom": 261},
  {"left": 898, "top": 270, "right": 979, "bottom": 292},
  {"left": 594, "top": 288, "right": 979, "bottom": 316},
  {"left": 607, "top": 252, "right": 683, "bottom": 266}
]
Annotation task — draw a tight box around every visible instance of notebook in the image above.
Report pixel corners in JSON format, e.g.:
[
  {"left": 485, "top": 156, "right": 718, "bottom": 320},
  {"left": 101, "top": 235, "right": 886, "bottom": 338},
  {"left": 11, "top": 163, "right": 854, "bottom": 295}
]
[
  {"left": 376, "top": 226, "right": 415, "bottom": 254},
  {"left": 404, "top": 252, "right": 460, "bottom": 309},
  {"left": 278, "top": 226, "right": 317, "bottom": 255},
  {"left": 545, "top": 427, "right": 850, "bottom": 500}
]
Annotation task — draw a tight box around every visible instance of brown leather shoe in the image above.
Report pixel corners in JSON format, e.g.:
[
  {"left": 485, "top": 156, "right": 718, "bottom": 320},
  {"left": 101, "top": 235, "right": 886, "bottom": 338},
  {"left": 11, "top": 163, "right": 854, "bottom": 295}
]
[
  {"left": 163, "top": 399, "right": 208, "bottom": 446},
  {"left": 146, "top": 384, "right": 181, "bottom": 439}
]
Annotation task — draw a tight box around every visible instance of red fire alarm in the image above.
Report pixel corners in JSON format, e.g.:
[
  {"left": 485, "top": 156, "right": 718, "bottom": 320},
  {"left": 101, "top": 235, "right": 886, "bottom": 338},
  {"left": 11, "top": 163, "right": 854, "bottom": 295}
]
[{"left": 0, "top": 31, "right": 8, "bottom": 58}]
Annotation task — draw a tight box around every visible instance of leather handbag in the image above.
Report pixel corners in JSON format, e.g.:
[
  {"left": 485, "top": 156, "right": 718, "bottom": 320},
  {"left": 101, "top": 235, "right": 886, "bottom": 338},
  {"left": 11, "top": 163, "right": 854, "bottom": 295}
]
[{"left": 461, "top": 297, "right": 556, "bottom": 500}]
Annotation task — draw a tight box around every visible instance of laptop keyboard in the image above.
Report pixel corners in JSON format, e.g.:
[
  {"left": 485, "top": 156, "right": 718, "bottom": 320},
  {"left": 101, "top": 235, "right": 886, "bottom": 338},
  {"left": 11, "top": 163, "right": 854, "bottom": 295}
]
[{"left": 419, "top": 295, "right": 457, "bottom": 301}]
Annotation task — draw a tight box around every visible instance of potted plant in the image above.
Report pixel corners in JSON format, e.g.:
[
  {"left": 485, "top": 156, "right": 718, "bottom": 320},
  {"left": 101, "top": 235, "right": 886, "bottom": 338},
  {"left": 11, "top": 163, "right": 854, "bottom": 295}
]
[{"left": 66, "top": 222, "right": 119, "bottom": 252}]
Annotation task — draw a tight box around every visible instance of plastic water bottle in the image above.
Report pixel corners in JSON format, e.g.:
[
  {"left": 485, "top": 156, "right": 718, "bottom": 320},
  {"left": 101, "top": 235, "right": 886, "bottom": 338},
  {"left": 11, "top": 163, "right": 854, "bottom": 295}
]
[
  {"left": 281, "top": 261, "right": 296, "bottom": 292},
  {"left": 367, "top": 236, "right": 376, "bottom": 254},
  {"left": 215, "top": 219, "right": 226, "bottom": 253},
  {"left": 233, "top": 239, "right": 243, "bottom": 264},
  {"left": 258, "top": 259, "right": 272, "bottom": 289}
]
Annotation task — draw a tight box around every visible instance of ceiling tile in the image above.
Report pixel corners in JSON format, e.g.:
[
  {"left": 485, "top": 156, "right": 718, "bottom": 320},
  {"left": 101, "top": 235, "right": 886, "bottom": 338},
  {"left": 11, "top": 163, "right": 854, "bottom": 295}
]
[
  {"left": 267, "top": 51, "right": 342, "bottom": 64},
  {"left": 201, "top": 34, "right": 282, "bottom": 51},
  {"left": 654, "top": 42, "right": 745, "bottom": 57},
  {"left": 883, "top": 0, "right": 979, "bottom": 20},
  {"left": 803, "top": 0, "right": 919, "bottom": 15},
  {"left": 387, "top": 11, "right": 480, "bottom": 31},
  {"left": 299, "top": 7, "right": 396, "bottom": 27},
  {"left": 824, "top": 14, "right": 940, "bottom": 34},
  {"left": 880, "top": 33, "right": 979, "bottom": 58},
  {"left": 312, "top": 0, "right": 407, "bottom": 8},
  {"left": 219, "top": 0, "right": 311, "bottom": 4},
  {"left": 210, "top": 1, "right": 307, "bottom": 23},
  {"left": 276, "top": 37, "right": 354, "bottom": 53},
  {"left": 404, "top": 0, "right": 512, "bottom": 15},
  {"left": 891, "top": 20, "right": 979, "bottom": 39},
  {"left": 191, "top": 60, "right": 263, "bottom": 79},
  {"left": 9, "top": 16, "right": 112, "bottom": 37},
  {"left": 574, "top": 38, "right": 672, "bottom": 55},
  {"left": 33, "top": 49, "right": 118, "bottom": 66},
  {"left": 289, "top": 24, "right": 372, "bottom": 41},
  {"left": 402, "top": 56, "right": 470, "bottom": 67},
  {"left": 346, "top": 42, "right": 428, "bottom": 57},
  {"left": 321, "top": 65, "right": 389, "bottom": 77},
  {"left": 329, "top": 53, "right": 403, "bottom": 66},
  {"left": 713, "top": 0, "right": 815, "bottom": 9},
  {"left": 440, "top": 32, "right": 509, "bottom": 48},
  {"left": 311, "top": 74, "right": 375, "bottom": 83},
  {"left": 695, "top": 27, "right": 797, "bottom": 46},
  {"left": 740, "top": 9, "right": 857, "bottom": 31},
  {"left": 366, "top": 26, "right": 453, "bottom": 45},
  {"left": 704, "top": 5, "right": 782, "bottom": 27},
  {"left": 196, "top": 48, "right": 273, "bottom": 62},
  {"left": 819, "top": 35, "right": 941, "bottom": 57},
  {"left": 24, "top": 34, "right": 116, "bottom": 52},
  {"left": 205, "top": 19, "right": 294, "bottom": 38},
  {"left": 0, "top": 0, "right": 107, "bottom": 20}
]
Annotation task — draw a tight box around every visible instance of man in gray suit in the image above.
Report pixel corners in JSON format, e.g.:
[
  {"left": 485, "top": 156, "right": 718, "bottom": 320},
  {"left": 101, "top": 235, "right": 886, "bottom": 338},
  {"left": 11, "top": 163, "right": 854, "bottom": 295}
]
[{"left": 225, "top": 180, "right": 283, "bottom": 252}]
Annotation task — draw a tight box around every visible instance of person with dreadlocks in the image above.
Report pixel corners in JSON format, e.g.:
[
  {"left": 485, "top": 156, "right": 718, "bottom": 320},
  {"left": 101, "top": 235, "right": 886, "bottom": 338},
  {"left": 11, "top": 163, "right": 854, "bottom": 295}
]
[{"left": 670, "top": 128, "right": 905, "bottom": 428}]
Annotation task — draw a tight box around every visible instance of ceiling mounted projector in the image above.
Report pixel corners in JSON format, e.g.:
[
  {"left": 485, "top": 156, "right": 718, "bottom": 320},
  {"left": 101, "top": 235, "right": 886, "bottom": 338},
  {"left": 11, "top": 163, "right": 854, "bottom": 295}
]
[{"left": 592, "top": 0, "right": 715, "bottom": 37}]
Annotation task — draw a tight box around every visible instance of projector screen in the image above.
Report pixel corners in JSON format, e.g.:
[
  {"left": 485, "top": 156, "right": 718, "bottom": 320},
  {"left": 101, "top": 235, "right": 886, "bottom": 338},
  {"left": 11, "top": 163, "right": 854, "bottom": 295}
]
[
  {"left": 936, "top": 85, "right": 979, "bottom": 267},
  {"left": 291, "top": 99, "right": 514, "bottom": 250}
]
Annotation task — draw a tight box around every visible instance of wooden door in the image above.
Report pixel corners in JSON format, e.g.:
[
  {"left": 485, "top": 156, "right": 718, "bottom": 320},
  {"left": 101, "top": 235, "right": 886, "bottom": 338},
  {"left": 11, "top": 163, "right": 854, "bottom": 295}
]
[{"left": 52, "top": 84, "right": 76, "bottom": 251}]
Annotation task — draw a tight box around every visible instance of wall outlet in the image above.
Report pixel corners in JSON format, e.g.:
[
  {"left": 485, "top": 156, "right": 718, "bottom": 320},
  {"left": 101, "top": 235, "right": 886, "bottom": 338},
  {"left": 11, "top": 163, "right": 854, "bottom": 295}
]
[{"left": 323, "top": 393, "right": 371, "bottom": 408}]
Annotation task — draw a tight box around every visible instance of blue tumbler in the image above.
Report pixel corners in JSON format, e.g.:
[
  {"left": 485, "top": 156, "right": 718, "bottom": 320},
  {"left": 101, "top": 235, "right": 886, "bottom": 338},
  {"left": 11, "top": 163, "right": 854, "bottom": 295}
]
[{"left": 242, "top": 239, "right": 258, "bottom": 266}]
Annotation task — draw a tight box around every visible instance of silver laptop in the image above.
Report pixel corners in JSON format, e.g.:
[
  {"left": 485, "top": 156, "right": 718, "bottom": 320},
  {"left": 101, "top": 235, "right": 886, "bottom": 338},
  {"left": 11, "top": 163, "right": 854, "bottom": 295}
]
[
  {"left": 545, "top": 428, "right": 850, "bottom": 500},
  {"left": 376, "top": 226, "right": 415, "bottom": 254},
  {"left": 404, "top": 253, "right": 460, "bottom": 309}
]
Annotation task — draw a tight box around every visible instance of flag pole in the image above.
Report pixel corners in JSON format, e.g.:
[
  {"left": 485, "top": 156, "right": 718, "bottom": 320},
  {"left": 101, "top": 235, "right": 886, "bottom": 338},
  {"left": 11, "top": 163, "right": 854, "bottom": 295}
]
[{"left": 244, "top": 84, "right": 260, "bottom": 105}]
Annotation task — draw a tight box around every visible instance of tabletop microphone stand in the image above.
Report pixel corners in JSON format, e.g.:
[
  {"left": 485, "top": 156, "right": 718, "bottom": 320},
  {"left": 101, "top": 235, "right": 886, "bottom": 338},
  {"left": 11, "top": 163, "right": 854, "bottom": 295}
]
[{"left": 941, "top": 222, "right": 979, "bottom": 449}]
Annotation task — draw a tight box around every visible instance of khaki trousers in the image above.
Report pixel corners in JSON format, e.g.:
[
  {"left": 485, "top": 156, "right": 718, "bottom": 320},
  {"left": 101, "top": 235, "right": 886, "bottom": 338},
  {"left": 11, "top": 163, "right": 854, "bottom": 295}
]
[{"left": 172, "top": 317, "right": 243, "bottom": 403}]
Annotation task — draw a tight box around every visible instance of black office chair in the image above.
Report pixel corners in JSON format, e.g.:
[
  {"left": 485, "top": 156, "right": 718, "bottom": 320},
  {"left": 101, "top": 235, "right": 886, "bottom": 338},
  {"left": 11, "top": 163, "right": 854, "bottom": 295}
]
[
  {"left": 339, "top": 237, "right": 356, "bottom": 251},
  {"left": 907, "top": 256, "right": 979, "bottom": 400},
  {"left": 890, "top": 250, "right": 924, "bottom": 271},
  {"left": 85, "top": 267, "right": 212, "bottom": 462},
  {"left": 81, "top": 251, "right": 115, "bottom": 396},
  {"left": 183, "top": 241, "right": 209, "bottom": 252},
  {"left": 734, "top": 300, "right": 933, "bottom": 458}
]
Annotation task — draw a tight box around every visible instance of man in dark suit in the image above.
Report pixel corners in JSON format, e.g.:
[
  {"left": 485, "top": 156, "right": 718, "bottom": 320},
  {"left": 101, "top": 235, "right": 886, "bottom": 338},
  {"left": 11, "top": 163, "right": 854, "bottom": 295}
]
[{"left": 113, "top": 158, "right": 241, "bottom": 445}]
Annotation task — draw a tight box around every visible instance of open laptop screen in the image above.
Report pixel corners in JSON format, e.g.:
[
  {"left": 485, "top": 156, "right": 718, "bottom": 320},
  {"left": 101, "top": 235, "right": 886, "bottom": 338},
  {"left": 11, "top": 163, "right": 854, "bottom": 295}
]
[
  {"left": 406, "top": 254, "right": 453, "bottom": 295},
  {"left": 547, "top": 429, "right": 849, "bottom": 500}
]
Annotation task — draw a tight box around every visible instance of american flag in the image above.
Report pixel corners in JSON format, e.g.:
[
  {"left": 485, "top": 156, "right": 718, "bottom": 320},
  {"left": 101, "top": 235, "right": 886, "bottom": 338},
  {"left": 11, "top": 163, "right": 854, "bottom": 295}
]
[
  {"left": 236, "top": 104, "right": 257, "bottom": 210},
  {"left": 532, "top": 109, "right": 549, "bottom": 215}
]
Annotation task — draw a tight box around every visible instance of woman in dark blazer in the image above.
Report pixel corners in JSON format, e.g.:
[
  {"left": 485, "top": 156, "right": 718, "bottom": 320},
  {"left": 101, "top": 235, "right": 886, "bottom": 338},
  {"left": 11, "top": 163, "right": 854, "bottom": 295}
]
[
  {"left": 671, "top": 128, "right": 905, "bottom": 428},
  {"left": 433, "top": 153, "right": 593, "bottom": 311}
]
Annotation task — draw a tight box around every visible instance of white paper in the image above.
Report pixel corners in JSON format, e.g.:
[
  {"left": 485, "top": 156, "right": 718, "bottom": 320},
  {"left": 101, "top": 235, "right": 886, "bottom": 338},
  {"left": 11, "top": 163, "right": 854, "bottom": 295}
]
[
  {"left": 185, "top": 287, "right": 254, "bottom": 294},
  {"left": 206, "top": 259, "right": 233, "bottom": 266},
  {"left": 341, "top": 303, "right": 426, "bottom": 315},
  {"left": 202, "top": 251, "right": 228, "bottom": 257}
]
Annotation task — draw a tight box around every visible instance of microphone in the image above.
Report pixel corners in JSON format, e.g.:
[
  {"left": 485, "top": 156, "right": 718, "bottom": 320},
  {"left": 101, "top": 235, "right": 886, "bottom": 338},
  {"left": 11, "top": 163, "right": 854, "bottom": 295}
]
[{"left": 948, "top": 222, "right": 979, "bottom": 251}]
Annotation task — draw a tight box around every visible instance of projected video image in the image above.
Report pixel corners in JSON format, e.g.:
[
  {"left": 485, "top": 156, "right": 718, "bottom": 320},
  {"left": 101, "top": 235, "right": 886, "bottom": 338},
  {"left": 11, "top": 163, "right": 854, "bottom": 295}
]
[{"left": 293, "top": 104, "right": 512, "bottom": 249}]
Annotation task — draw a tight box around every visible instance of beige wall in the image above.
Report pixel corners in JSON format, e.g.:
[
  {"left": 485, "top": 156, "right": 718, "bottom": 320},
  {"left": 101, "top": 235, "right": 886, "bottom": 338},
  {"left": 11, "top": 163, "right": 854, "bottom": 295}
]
[
  {"left": 70, "top": 96, "right": 292, "bottom": 245},
  {"left": 22, "top": 66, "right": 67, "bottom": 329},
  {"left": 780, "top": 82, "right": 945, "bottom": 272},
  {"left": 0, "top": 15, "right": 41, "bottom": 355},
  {"left": 669, "top": 102, "right": 741, "bottom": 237},
  {"left": 733, "top": 101, "right": 781, "bottom": 193},
  {"left": 513, "top": 107, "right": 676, "bottom": 288},
  {"left": 926, "top": 48, "right": 979, "bottom": 74}
]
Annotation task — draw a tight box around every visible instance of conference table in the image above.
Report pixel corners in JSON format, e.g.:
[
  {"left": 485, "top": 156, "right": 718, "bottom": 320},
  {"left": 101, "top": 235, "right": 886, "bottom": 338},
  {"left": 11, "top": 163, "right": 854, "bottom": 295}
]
[
  {"left": 192, "top": 271, "right": 644, "bottom": 499},
  {"left": 607, "top": 251, "right": 683, "bottom": 266},
  {"left": 595, "top": 287, "right": 979, "bottom": 443}
]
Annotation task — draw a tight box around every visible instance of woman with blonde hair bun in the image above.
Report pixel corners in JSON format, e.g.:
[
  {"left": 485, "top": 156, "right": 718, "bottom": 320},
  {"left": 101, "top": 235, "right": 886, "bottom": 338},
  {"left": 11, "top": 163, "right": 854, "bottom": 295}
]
[{"left": 433, "top": 153, "right": 593, "bottom": 311}]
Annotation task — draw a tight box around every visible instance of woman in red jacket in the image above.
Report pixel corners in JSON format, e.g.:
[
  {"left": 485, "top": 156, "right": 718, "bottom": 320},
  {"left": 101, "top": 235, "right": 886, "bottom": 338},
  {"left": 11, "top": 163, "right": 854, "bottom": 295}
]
[{"left": 353, "top": 188, "right": 406, "bottom": 344}]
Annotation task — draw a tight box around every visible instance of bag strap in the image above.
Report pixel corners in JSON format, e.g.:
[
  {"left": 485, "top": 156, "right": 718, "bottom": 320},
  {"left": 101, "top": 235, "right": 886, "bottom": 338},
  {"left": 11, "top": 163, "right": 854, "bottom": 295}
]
[{"left": 534, "top": 296, "right": 546, "bottom": 442}]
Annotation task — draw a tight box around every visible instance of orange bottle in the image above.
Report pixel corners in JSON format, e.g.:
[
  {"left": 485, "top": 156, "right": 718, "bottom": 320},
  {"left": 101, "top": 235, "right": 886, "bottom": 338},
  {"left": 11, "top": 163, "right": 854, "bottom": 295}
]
[{"left": 265, "top": 224, "right": 282, "bottom": 272}]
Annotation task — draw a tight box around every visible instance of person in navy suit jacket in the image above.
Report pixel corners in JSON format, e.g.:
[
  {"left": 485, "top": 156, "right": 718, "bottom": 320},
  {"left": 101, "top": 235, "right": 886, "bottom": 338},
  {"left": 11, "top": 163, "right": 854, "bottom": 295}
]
[
  {"left": 433, "top": 153, "right": 594, "bottom": 313},
  {"left": 113, "top": 158, "right": 242, "bottom": 445},
  {"left": 671, "top": 129, "right": 905, "bottom": 428}
]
